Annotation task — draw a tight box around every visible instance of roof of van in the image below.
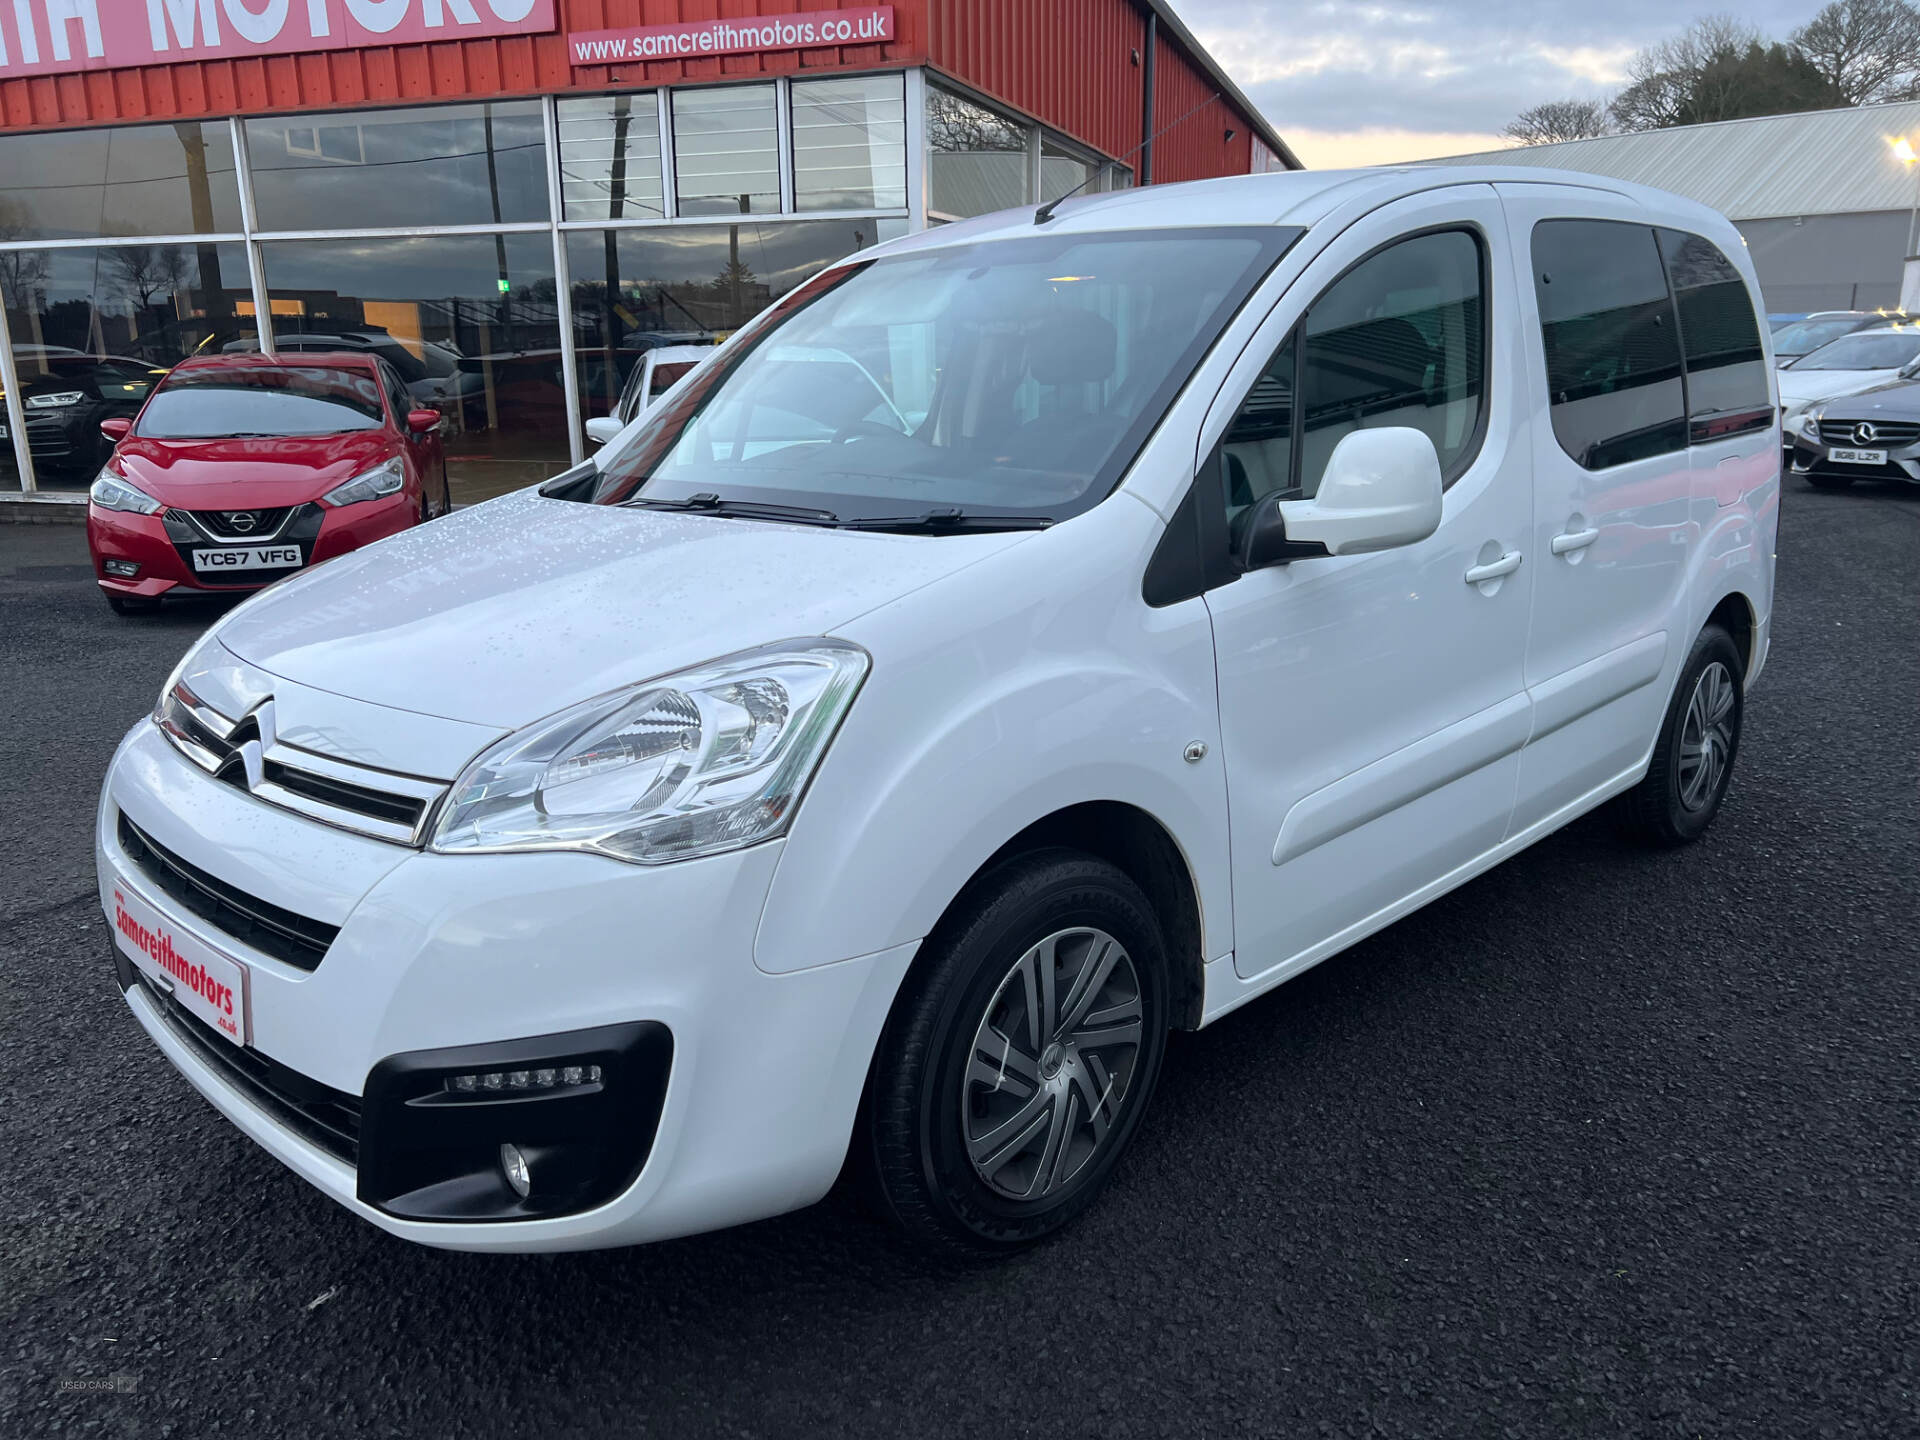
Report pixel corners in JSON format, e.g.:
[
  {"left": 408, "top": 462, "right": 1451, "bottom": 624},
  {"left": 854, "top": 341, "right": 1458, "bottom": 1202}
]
[{"left": 868, "top": 165, "right": 1736, "bottom": 258}]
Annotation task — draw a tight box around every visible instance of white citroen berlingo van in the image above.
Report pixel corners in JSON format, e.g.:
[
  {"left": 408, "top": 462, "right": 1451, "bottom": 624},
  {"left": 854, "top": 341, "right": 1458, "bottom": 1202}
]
[{"left": 99, "top": 166, "right": 1778, "bottom": 1255}]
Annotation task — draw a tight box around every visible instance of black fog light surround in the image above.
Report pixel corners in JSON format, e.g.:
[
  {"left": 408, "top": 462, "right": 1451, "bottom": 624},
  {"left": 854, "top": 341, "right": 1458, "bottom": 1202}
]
[{"left": 357, "top": 1022, "right": 672, "bottom": 1222}]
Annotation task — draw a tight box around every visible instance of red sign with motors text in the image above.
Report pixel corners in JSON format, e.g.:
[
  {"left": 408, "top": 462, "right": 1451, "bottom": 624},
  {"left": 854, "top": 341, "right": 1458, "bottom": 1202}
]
[
  {"left": 0, "top": 0, "right": 557, "bottom": 82},
  {"left": 568, "top": 5, "right": 892, "bottom": 66}
]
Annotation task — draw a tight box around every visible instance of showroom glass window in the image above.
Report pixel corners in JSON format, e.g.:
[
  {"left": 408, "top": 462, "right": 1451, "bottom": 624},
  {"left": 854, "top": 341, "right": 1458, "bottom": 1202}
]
[
  {"left": 1039, "top": 137, "right": 1098, "bottom": 206},
  {"left": 0, "top": 122, "right": 241, "bottom": 240},
  {"left": 565, "top": 220, "right": 907, "bottom": 423},
  {"left": 791, "top": 75, "right": 907, "bottom": 211},
  {"left": 672, "top": 86, "right": 781, "bottom": 216},
  {"left": 1532, "top": 219, "right": 1687, "bottom": 470},
  {"left": 1220, "top": 229, "right": 1486, "bottom": 513},
  {"left": 260, "top": 235, "right": 559, "bottom": 506},
  {"left": 246, "top": 103, "right": 550, "bottom": 231},
  {"left": 1656, "top": 228, "right": 1771, "bottom": 440},
  {"left": 557, "top": 94, "right": 666, "bottom": 221},
  {"left": 928, "top": 86, "right": 1032, "bottom": 218},
  {"left": 1, "top": 243, "right": 256, "bottom": 490}
]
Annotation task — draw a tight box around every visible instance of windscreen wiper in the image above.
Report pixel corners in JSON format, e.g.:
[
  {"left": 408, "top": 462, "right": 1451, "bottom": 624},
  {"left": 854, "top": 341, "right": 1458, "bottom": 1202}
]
[
  {"left": 837, "top": 507, "right": 1055, "bottom": 533},
  {"left": 623, "top": 491, "right": 841, "bottom": 526}
]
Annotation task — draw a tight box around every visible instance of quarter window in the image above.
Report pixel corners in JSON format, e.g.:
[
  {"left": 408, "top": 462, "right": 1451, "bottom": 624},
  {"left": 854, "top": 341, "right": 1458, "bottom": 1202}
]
[
  {"left": 1220, "top": 228, "right": 1486, "bottom": 516},
  {"left": 1532, "top": 219, "right": 1686, "bottom": 470},
  {"left": 1656, "top": 228, "right": 1770, "bottom": 441}
]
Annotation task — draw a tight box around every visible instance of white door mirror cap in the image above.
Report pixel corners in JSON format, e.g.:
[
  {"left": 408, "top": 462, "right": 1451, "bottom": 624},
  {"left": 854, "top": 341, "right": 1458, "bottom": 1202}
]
[
  {"left": 1277, "top": 427, "right": 1444, "bottom": 557},
  {"left": 583, "top": 416, "right": 623, "bottom": 446}
]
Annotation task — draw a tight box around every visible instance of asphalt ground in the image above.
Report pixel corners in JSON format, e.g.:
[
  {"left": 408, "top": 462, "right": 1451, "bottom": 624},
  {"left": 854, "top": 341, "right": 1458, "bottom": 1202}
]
[{"left": 2, "top": 478, "right": 1917, "bottom": 1438}]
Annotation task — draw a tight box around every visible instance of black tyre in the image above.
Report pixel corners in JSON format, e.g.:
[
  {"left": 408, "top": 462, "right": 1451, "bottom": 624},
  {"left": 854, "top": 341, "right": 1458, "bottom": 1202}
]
[
  {"left": 1620, "top": 624, "right": 1744, "bottom": 846},
  {"left": 1807, "top": 473, "right": 1854, "bottom": 490},
  {"left": 862, "top": 848, "right": 1171, "bottom": 1256},
  {"left": 105, "top": 591, "right": 160, "bottom": 616}
]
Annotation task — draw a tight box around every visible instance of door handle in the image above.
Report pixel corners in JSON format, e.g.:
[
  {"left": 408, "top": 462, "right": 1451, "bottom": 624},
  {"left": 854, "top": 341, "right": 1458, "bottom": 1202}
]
[
  {"left": 1551, "top": 527, "right": 1600, "bottom": 555},
  {"left": 1463, "top": 550, "right": 1522, "bottom": 585}
]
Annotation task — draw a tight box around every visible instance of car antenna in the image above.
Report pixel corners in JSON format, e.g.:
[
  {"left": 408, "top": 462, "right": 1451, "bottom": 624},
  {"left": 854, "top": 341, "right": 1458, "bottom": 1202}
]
[{"left": 1035, "top": 92, "right": 1229, "bottom": 225}]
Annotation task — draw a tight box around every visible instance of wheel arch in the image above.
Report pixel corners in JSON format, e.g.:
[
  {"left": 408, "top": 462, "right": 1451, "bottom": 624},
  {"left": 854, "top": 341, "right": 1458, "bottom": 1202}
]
[
  {"left": 1704, "top": 589, "right": 1757, "bottom": 677},
  {"left": 920, "top": 801, "right": 1209, "bottom": 1032}
]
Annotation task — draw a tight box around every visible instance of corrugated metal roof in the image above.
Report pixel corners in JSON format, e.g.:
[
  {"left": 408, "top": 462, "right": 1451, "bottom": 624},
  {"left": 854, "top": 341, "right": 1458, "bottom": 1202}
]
[{"left": 1422, "top": 100, "right": 1920, "bottom": 220}]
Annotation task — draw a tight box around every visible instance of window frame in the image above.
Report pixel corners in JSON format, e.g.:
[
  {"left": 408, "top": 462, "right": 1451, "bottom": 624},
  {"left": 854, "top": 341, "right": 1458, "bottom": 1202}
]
[
  {"left": 1154, "top": 222, "right": 1494, "bottom": 607},
  {"left": 1229, "top": 221, "right": 1493, "bottom": 501}
]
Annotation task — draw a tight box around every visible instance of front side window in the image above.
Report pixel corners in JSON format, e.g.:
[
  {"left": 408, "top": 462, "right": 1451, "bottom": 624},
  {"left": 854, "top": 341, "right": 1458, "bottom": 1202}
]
[
  {"left": 1658, "top": 229, "right": 1770, "bottom": 441},
  {"left": 592, "top": 228, "right": 1295, "bottom": 524},
  {"left": 137, "top": 367, "right": 387, "bottom": 439},
  {"left": 1533, "top": 219, "right": 1686, "bottom": 471},
  {"left": 1220, "top": 228, "right": 1486, "bottom": 516}
]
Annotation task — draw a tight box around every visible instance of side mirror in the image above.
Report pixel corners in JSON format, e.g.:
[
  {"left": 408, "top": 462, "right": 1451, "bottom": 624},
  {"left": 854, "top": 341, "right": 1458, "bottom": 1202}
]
[
  {"left": 406, "top": 408, "right": 442, "bottom": 435},
  {"left": 583, "top": 415, "right": 623, "bottom": 447},
  {"left": 1238, "top": 427, "right": 1443, "bottom": 570},
  {"left": 100, "top": 417, "right": 133, "bottom": 443}
]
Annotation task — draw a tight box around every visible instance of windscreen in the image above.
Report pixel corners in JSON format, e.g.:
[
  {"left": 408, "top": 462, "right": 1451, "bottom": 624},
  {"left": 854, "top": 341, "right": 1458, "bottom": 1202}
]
[
  {"left": 1791, "top": 331, "right": 1920, "bottom": 371},
  {"left": 591, "top": 228, "right": 1294, "bottom": 523},
  {"left": 1770, "top": 317, "right": 1866, "bottom": 355},
  {"left": 137, "top": 366, "right": 387, "bottom": 439}
]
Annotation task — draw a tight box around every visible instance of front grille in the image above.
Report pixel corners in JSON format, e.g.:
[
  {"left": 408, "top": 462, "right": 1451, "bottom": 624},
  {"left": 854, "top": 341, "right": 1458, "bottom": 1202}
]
[
  {"left": 132, "top": 968, "right": 361, "bottom": 1165},
  {"left": 156, "top": 687, "right": 446, "bottom": 846},
  {"left": 1818, "top": 419, "right": 1920, "bottom": 446},
  {"left": 119, "top": 813, "right": 339, "bottom": 971},
  {"left": 23, "top": 419, "right": 75, "bottom": 460},
  {"left": 185, "top": 507, "right": 295, "bottom": 541}
]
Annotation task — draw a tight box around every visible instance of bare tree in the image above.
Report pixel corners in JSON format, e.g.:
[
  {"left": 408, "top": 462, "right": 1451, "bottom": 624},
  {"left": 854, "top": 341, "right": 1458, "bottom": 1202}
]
[
  {"left": 1504, "top": 99, "right": 1612, "bottom": 145},
  {"left": 1792, "top": 0, "right": 1920, "bottom": 103},
  {"left": 1611, "top": 14, "right": 1763, "bottom": 130}
]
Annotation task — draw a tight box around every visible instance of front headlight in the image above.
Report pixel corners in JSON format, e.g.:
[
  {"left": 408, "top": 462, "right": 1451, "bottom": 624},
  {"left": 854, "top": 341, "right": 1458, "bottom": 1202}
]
[
  {"left": 27, "top": 390, "right": 83, "bottom": 408},
  {"left": 90, "top": 471, "right": 163, "bottom": 515},
  {"left": 321, "top": 456, "right": 405, "bottom": 507},
  {"left": 1799, "top": 409, "right": 1821, "bottom": 437},
  {"left": 431, "top": 640, "right": 869, "bottom": 865}
]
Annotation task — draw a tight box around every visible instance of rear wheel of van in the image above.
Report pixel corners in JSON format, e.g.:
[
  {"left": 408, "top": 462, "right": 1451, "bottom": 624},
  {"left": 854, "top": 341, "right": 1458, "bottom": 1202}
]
[
  {"left": 861, "top": 849, "right": 1171, "bottom": 1257},
  {"left": 1620, "top": 624, "right": 1745, "bottom": 847}
]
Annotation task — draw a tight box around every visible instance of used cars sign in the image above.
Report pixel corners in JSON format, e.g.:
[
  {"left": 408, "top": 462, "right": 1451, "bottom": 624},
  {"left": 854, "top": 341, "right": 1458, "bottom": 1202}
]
[{"left": 0, "top": 0, "right": 556, "bottom": 79}]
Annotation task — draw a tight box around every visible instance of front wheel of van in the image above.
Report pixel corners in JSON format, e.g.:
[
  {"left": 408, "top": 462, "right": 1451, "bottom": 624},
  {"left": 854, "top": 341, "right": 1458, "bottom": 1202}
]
[
  {"left": 1620, "top": 624, "right": 1745, "bottom": 847},
  {"left": 861, "top": 849, "right": 1171, "bottom": 1257}
]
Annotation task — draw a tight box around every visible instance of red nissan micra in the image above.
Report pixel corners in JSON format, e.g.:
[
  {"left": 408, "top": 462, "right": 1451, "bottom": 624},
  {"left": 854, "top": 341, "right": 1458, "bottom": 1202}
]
[{"left": 88, "top": 352, "right": 451, "bottom": 615}]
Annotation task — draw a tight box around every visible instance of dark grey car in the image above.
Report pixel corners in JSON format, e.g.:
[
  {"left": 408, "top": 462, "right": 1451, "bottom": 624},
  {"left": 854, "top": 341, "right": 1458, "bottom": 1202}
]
[{"left": 1788, "top": 377, "right": 1920, "bottom": 489}]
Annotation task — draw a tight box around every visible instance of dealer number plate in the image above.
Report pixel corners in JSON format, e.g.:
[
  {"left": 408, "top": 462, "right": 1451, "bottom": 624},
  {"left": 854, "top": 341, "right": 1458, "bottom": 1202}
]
[{"left": 111, "top": 874, "right": 250, "bottom": 1046}]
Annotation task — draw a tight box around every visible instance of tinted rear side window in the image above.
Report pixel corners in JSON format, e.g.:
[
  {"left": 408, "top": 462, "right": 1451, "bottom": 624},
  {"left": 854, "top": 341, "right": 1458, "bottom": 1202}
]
[
  {"left": 1657, "top": 228, "right": 1770, "bottom": 441},
  {"left": 1532, "top": 219, "right": 1685, "bottom": 470}
]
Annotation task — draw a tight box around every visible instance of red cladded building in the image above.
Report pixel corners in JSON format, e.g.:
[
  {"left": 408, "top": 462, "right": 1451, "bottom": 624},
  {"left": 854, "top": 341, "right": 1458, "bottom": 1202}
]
[{"left": 0, "top": 0, "right": 1297, "bottom": 502}]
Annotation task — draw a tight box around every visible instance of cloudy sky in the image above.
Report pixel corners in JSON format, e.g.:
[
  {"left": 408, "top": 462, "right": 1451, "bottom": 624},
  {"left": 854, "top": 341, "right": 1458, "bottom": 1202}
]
[{"left": 1176, "top": 0, "right": 1822, "bottom": 167}]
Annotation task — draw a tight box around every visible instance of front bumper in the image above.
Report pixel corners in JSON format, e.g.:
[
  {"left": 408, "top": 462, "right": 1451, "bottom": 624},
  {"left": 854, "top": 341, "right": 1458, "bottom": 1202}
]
[
  {"left": 88, "top": 493, "right": 417, "bottom": 598},
  {"left": 99, "top": 719, "right": 916, "bottom": 1251},
  {"left": 1788, "top": 434, "right": 1920, "bottom": 484}
]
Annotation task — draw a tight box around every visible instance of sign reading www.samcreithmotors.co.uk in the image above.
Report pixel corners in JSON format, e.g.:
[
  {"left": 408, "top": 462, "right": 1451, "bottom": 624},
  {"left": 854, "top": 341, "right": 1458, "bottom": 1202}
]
[
  {"left": 568, "top": 5, "right": 893, "bottom": 66},
  {"left": 0, "top": 0, "right": 556, "bottom": 81}
]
